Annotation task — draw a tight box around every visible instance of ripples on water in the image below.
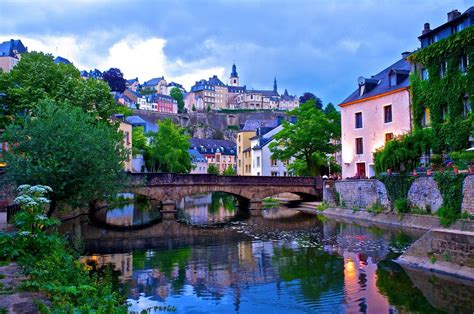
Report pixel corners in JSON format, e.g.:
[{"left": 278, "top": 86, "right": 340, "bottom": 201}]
[{"left": 78, "top": 192, "right": 473, "bottom": 313}]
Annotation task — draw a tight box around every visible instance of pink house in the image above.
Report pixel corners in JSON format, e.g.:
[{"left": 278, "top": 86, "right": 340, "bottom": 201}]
[
  {"left": 146, "top": 94, "right": 178, "bottom": 114},
  {"left": 339, "top": 53, "right": 412, "bottom": 178}
]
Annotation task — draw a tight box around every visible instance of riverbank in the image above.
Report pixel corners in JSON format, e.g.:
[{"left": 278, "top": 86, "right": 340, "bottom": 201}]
[{"left": 318, "top": 206, "right": 474, "bottom": 280}]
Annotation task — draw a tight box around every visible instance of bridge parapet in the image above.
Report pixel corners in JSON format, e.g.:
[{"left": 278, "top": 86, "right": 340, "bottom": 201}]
[{"left": 130, "top": 173, "right": 322, "bottom": 188}]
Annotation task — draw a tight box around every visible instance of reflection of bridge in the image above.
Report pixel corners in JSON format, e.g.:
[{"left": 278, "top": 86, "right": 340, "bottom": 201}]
[{"left": 129, "top": 173, "right": 323, "bottom": 216}]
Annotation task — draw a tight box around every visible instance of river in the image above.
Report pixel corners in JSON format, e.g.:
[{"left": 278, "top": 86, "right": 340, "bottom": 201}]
[{"left": 60, "top": 192, "right": 474, "bottom": 313}]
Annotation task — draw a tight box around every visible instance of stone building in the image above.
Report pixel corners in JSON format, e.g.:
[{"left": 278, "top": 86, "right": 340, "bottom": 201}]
[
  {"left": 0, "top": 39, "right": 27, "bottom": 72},
  {"left": 142, "top": 77, "right": 168, "bottom": 95}
]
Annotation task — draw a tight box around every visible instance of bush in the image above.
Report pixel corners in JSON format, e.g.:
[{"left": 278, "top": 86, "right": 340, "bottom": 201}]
[
  {"left": 394, "top": 198, "right": 410, "bottom": 214},
  {"left": 0, "top": 185, "right": 127, "bottom": 312},
  {"left": 434, "top": 172, "right": 465, "bottom": 226},
  {"left": 368, "top": 201, "right": 385, "bottom": 214},
  {"left": 377, "top": 175, "right": 414, "bottom": 209},
  {"left": 316, "top": 202, "right": 329, "bottom": 212}
]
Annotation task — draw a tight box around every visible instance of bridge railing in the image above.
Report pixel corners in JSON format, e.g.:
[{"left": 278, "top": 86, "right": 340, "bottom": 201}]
[{"left": 130, "top": 173, "right": 322, "bottom": 189}]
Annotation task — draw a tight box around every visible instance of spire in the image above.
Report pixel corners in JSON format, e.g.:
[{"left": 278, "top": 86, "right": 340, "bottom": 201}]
[
  {"left": 284, "top": 89, "right": 289, "bottom": 96},
  {"left": 273, "top": 77, "right": 277, "bottom": 93},
  {"left": 231, "top": 63, "right": 238, "bottom": 78}
]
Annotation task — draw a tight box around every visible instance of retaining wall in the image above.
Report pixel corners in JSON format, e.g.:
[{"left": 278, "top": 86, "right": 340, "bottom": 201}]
[{"left": 407, "top": 176, "right": 443, "bottom": 213}]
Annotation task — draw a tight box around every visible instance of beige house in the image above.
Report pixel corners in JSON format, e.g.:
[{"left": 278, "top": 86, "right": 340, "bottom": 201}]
[
  {"left": 237, "top": 131, "right": 256, "bottom": 175},
  {"left": 118, "top": 121, "right": 133, "bottom": 172}
]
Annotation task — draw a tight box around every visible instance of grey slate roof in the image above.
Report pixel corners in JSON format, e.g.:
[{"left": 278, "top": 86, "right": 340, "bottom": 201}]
[
  {"left": 189, "top": 138, "right": 236, "bottom": 156},
  {"left": 0, "top": 39, "right": 27, "bottom": 57},
  {"left": 419, "top": 6, "right": 474, "bottom": 40},
  {"left": 340, "top": 55, "right": 411, "bottom": 105},
  {"left": 189, "top": 149, "right": 206, "bottom": 163},
  {"left": 242, "top": 119, "right": 278, "bottom": 131},
  {"left": 54, "top": 56, "right": 71, "bottom": 64},
  {"left": 143, "top": 77, "right": 165, "bottom": 87}
]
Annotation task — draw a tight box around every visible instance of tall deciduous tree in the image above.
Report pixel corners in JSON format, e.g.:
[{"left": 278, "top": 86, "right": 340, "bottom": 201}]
[
  {"left": 269, "top": 99, "right": 340, "bottom": 176},
  {"left": 147, "top": 119, "right": 191, "bottom": 173},
  {"left": 102, "top": 68, "right": 126, "bottom": 93},
  {"left": 0, "top": 52, "right": 115, "bottom": 128},
  {"left": 3, "top": 101, "right": 128, "bottom": 214},
  {"left": 170, "top": 87, "right": 185, "bottom": 113},
  {"left": 299, "top": 92, "right": 322, "bottom": 110}
]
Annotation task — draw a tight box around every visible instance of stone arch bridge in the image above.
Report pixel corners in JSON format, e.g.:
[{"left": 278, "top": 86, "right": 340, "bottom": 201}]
[{"left": 129, "top": 173, "right": 323, "bottom": 216}]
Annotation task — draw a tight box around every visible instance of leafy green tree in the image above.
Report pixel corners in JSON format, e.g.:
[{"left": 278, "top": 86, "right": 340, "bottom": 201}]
[
  {"left": 3, "top": 101, "right": 128, "bottom": 214},
  {"left": 132, "top": 126, "right": 148, "bottom": 156},
  {"left": 192, "top": 104, "right": 196, "bottom": 112},
  {"left": 299, "top": 92, "right": 322, "bottom": 109},
  {"left": 139, "top": 87, "right": 155, "bottom": 96},
  {"left": 0, "top": 52, "right": 115, "bottom": 127},
  {"left": 102, "top": 67, "right": 126, "bottom": 93},
  {"left": 270, "top": 99, "right": 340, "bottom": 176},
  {"left": 147, "top": 119, "right": 191, "bottom": 173},
  {"left": 207, "top": 104, "right": 211, "bottom": 112},
  {"left": 222, "top": 165, "right": 235, "bottom": 176},
  {"left": 207, "top": 164, "right": 220, "bottom": 175},
  {"left": 170, "top": 87, "right": 185, "bottom": 113}
]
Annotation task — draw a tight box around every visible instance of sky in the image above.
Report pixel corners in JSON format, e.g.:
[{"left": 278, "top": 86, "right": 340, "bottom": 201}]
[{"left": 1, "top": 0, "right": 472, "bottom": 104}]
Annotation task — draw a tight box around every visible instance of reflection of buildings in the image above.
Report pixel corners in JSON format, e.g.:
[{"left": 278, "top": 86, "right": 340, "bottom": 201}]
[
  {"left": 81, "top": 253, "right": 133, "bottom": 281},
  {"left": 177, "top": 193, "right": 237, "bottom": 224},
  {"left": 104, "top": 202, "right": 159, "bottom": 227},
  {"left": 342, "top": 252, "right": 394, "bottom": 313}
]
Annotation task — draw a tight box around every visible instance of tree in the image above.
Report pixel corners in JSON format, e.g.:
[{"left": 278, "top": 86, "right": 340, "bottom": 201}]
[
  {"left": 140, "top": 87, "right": 155, "bottom": 96},
  {"left": 192, "top": 104, "right": 196, "bottom": 112},
  {"left": 299, "top": 92, "right": 322, "bottom": 110},
  {"left": 170, "top": 87, "right": 185, "bottom": 113},
  {"left": 207, "top": 104, "right": 211, "bottom": 112},
  {"left": 0, "top": 52, "right": 115, "bottom": 127},
  {"left": 132, "top": 126, "right": 148, "bottom": 156},
  {"left": 207, "top": 164, "right": 220, "bottom": 175},
  {"left": 222, "top": 165, "right": 235, "bottom": 176},
  {"left": 102, "top": 68, "right": 126, "bottom": 93},
  {"left": 269, "top": 99, "right": 340, "bottom": 176},
  {"left": 3, "top": 101, "right": 128, "bottom": 215},
  {"left": 146, "top": 119, "right": 191, "bottom": 173}
]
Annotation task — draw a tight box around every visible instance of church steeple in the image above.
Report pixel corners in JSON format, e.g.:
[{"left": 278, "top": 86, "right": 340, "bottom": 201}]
[
  {"left": 230, "top": 62, "right": 239, "bottom": 86},
  {"left": 273, "top": 77, "right": 278, "bottom": 93}
]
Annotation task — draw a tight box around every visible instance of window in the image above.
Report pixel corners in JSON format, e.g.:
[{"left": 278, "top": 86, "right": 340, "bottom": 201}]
[
  {"left": 355, "top": 138, "right": 363, "bottom": 155},
  {"left": 421, "top": 107, "right": 431, "bottom": 127},
  {"left": 464, "top": 95, "right": 472, "bottom": 116},
  {"left": 271, "top": 159, "right": 277, "bottom": 166},
  {"left": 271, "top": 171, "right": 278, "bottom": 176},
  {"left": 460, "top": 54, "right": 468, "bottom": 73},
  {"left": 421, "top": 67, "right": 429, "bottom": 80},
  {"left": 355, "top": 112, "right": 363, "bottom": 129},
  {"left": 384, "top": 105, "right": 392, "bottom": 123},
  {"left": 256, "top": 156, "right": 260, "bottom": 167},
  {"left": 385, "top": 133, "right": 394, "bottom": 143},
  {"left": 442, "top": 104, "right": 448, "bottom": 121},
  {"left": 389, "top": 73, "right": 397, "bottom": 86},
  {"left": 440, "top": 61, "right": 447, "bottom": 78}
]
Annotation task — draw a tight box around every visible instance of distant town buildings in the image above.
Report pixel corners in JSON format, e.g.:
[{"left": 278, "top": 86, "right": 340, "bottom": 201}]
[
  {"left": 0, "top": 39, "right": 27, "bottom": 72},
  {"left": 189, "top": 149, "right": 208, "bottom": 174},
  {"left": 184, "top": 63, "right": 299, "bottom": 112},
  {"left": 189, "top": 138, "right": 237, "bottom": 174}
]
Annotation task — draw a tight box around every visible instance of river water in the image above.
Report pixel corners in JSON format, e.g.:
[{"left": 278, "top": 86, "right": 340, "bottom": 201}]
[{"left": 61, "top": 192, "right": 474, "bottom": 313}]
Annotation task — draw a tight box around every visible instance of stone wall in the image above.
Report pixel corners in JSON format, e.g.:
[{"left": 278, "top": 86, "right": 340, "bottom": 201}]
[
  {"left": 398, "top": 229, "right": 474, "bottom": 279},
  {"left": 333, "top": 179, "right": 391, "bottom": 210},
  {"left": 407, "top": 176, "right": 443, "bottom": 213},
  {"left": 462, "top": 175, "right": 474, "bottom": 215}
]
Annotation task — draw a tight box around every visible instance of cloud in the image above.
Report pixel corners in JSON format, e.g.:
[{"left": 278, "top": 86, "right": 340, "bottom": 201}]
[
  {"left": 339, "top": 39, "right": 361, "bottom": 53},
  {"left": 0, "top": 34, "right": 226, "bottom": 90}
]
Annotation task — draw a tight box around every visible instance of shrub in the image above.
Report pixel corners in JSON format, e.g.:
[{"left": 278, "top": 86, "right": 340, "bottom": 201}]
[
  {"left": 368, "top": 201, "right": 385, "bottom": 215},
  {"left": 394, "top": 198, "right": 410, "bottom": 214},
  {"left": 316, "top": 202, "right": 329, "bottom": 212},
  {"left": 434, "top": 172, "right": 465, "bottom": 226}
]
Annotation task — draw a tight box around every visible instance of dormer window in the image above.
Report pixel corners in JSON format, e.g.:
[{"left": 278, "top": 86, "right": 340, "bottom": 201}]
[
  {"left": 359, "top": 85, "right": 365, "bottom": 96},
  {"left": 389, "top": 73, "right": 397, "bottom": 86}
]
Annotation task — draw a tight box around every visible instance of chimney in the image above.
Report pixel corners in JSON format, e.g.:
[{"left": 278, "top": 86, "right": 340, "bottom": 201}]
[
  {"left": 422, "top": 23, "right": 431, "bottom": 35},
  {"left": 401, "top": 51, "right": 411, "bottom": 58},
  {"left": 447, "top": 9, "right": 461, "bottom": 22}
]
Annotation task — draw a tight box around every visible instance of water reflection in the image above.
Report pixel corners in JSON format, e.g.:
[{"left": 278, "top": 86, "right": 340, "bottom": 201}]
[
  {"left": 72, "top": 211, "right": 474, "bottom": 313},
  {"left": 94, "top": 194, "right": 161, "bottom": 228},
  {"left": 177, "top": 192, "right": 239, "bottom": 225}
]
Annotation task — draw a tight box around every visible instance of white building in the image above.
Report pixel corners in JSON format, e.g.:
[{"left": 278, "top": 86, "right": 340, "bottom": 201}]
[{"left": 250, "top": 124, "right": 293, "bottom": 176}]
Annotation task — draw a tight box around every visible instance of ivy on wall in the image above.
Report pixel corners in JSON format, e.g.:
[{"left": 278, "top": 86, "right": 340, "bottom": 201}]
[
  {"left": 377, "top": 175, "right": 414, "bottom": 209},
  {"left": 434, "top": 172, "right": 466, "bottom": 226},
  {"left": 409, "top": 26, "right": 474, "bottom": 153}
]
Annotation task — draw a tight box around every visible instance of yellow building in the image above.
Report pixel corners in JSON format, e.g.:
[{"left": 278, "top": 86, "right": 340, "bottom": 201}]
[{"left": 237, "top": 130, "right": 256, "bottom": 176}]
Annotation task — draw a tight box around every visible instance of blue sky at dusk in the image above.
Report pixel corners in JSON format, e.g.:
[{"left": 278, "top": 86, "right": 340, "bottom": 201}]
[{"left": 1, "top": 0, "right": 472, "bottom": 104}]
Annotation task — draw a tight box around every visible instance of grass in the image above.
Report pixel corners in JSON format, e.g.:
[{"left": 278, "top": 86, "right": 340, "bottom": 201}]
[
  {"left": 316, "top": 202, "right": 329, "bottom": 212},
  {"left": 367, "top": 201, "right": 385, "bottom": 215}
]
